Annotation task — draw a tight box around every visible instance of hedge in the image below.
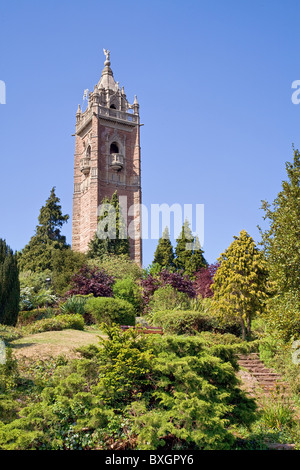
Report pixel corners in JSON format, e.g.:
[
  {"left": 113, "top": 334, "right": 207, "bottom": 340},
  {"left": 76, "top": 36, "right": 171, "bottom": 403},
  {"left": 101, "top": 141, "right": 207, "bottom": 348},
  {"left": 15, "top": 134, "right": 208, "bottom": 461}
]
[{"left": 84, "top": 297, "right": 135, "bottom": 326}]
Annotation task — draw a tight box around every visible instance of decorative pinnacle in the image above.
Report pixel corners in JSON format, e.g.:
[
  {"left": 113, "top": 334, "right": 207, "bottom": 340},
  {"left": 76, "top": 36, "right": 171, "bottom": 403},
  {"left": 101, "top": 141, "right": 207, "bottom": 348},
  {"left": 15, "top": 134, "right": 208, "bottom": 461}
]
[{"left": 103, "top": 48, "right": 110, "bottom": 66}]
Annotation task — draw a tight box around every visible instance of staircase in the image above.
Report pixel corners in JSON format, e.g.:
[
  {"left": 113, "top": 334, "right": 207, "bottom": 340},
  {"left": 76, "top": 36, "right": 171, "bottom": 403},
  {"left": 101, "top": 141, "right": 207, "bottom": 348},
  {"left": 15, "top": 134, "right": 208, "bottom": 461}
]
[
  {"left": 237, "top": 352, "right": 287, "bottom": 398},
  {"left": 237, "top": 352, "right": 296, "bottom": 450}
]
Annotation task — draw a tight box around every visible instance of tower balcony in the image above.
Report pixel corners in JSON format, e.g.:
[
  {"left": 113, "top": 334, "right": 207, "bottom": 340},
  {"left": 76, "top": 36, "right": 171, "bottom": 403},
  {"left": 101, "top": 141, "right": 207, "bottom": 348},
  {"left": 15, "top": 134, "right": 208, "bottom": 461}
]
[
  {"left": 109, "top": 153, "right": 124, "bottom": 171},
  {"left": 80, "top": 157, "right": 91, "bottom": 176}
]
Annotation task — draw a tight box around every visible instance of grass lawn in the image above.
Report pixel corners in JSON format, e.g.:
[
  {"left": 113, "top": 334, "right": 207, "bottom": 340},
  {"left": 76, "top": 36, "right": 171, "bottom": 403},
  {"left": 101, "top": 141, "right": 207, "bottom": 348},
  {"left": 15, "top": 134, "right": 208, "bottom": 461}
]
[{"left": 10, "top": 327, "right": 106, "bottom": 361}]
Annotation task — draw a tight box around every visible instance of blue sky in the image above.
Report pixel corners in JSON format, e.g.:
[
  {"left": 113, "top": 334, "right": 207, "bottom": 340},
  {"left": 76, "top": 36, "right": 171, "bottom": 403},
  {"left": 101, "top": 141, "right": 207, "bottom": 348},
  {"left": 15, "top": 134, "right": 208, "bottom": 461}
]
[{"left": 0, "top": 0, "right": 299, "bottom": 268}]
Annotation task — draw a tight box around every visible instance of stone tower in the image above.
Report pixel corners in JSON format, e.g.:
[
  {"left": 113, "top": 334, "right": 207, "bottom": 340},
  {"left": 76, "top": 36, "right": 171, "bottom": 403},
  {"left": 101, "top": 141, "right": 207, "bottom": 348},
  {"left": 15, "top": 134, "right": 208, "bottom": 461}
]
[{"left": 72, "top": 50, "right": 142, "bottom": 265}]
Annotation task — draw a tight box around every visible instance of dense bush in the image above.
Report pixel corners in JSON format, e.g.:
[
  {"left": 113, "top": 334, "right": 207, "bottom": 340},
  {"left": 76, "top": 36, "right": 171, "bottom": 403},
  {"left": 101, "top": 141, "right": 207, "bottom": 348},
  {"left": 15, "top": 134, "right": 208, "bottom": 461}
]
[
  {"left": 140, "top": 269, "right": 196, "bottom": 309},
  {"left": 23, "top": 313, "right": 85, "bottom": 334},
  {"left": 148, "top": 285, "right": 190, "bottom": 314},
  {"left": 89, "top": 254, "right": 142, "bottom": 281},
  {"left": 152, "top": 309, "right": 214, "bottom": 335},
  {"left": 112, "top": 278, "right": 143, "bottom": 315},
  {"left": 17, "top": 308, "right": 53, "bottom": 326},
  {"left": 263, "top": 291, "right": 300, "bottom": 342},
  {"left": 66, "top": 265, "right": 114, "bottom": 298},
  {"left": 0, "top": 325, "right": 257, "bottom": 450},
  {"left": 84, "top": 297, "right": 135, "bottom": 326},
  {"left": 19, "top": 287, "right": 58, "bottom": 311},
  {"left": 193, "top": 263, "right": 219, "bottom": 298}
]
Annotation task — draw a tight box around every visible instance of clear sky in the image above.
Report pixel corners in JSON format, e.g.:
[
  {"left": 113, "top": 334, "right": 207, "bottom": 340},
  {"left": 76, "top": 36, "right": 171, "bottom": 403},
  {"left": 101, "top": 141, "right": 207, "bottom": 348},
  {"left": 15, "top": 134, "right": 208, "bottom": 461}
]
[{"left": 0, "top": 0, "right": 299, "bottom": 268}]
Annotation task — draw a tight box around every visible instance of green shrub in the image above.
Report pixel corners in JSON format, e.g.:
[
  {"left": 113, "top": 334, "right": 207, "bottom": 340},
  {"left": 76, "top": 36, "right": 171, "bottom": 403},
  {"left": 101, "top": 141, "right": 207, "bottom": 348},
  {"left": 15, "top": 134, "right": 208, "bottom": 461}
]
[
  {"left": 264, "top": 291, "right": 300, "bottom": 342},
  {"left": 152, "top": 309, "right": 214, "bottom": 335},
  {"left": 148, "top": 285, "right": 190, "bottom": 314},
  {"left": 24, "top": 314, "right": 84, "bottom": 334},
  {"left": 0, "top": 325, "right": 22, "bottom": 343},
  {"left": 112, "top": 277, "right": 143, "bottom": 314},
  {"left": 17, "top": 308, "right": 54, "bottom": 326},
  {"left": 60, "top": 295, "right": 90, "bottom": 315},
  {"left": 84, "top": 297, "right": 135, "bottom": 326},
  {"left": 0, "top": 325, "right": 258, "bottom": 450}
]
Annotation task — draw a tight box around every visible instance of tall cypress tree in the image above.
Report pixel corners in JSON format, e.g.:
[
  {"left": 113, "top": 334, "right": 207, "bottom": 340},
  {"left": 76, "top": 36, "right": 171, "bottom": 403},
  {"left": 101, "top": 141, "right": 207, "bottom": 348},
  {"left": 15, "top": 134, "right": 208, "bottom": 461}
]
[
  {"left": 0, "top": 239, "right": 20, "bottom": 326},
  {"left": 18, "top": 187, "right": 69, "bottom": 272},
  {"left": 153, "top": 226, "right": 175, "bottom": 271},
  {"left": 88, "top": 191, "right": 130, "bottom": 260},
  {"left": 175, "top": 220, "right": 207, "bottom": 277}
]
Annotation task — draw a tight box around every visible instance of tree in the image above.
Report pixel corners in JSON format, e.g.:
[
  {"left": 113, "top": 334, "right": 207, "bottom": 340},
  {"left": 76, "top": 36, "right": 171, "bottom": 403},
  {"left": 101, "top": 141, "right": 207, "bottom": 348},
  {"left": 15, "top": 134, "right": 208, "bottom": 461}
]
[
  {"left": 259, "top": 147, "right": 300, "bottom": 295},
  {"left": 212, "top": 230, "right": 268, "bottom": 340},
  {"left": 174, "top": 220, "right": 207, "bottom": 277},
  {"left": 18, "top": 188, "right": 69, "bottom": 272},
  {"left": 153, "top": 226, "right": 175, "bottom": 271},
  {"left": 51, "top": 248, "right": 87, "bottom": 295},
  {"left": 0, "top": 239, "right": 20, "bottom": 326},
  {"left": 87, "top": 191, "right": 129, "bottom": 260},
  {"left": 194, "top": 263, "right": 219, "bottom": 298}
]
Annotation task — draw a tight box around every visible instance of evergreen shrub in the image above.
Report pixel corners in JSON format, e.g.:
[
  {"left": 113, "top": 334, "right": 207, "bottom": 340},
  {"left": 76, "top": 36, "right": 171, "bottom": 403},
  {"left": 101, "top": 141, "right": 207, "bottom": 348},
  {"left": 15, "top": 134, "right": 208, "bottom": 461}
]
[{"left": 84, "top": 297, "right": 135, "bottom": 326}]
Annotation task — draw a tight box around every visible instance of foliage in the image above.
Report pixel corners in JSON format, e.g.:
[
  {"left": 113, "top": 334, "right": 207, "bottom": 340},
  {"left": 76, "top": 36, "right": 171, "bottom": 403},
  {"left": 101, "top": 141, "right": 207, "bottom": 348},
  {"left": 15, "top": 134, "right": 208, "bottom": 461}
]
[
  {"left": 0, "top": 239, "right": 20, "bottom": 326},
  {"left": 194, "top": 263, "right": 219, "bottom": 298},
  {"left": 112, "top": 278, "right": 143, "bottom": 315},
  {"left": 18, "top": 188, "right": 69, "bottom": 272},
  {"left": 174, "top": 220, "right": 207, "bottom": 277},
  {"left": 84, "top": 297, "right": 135, "bottom": 326},
  {"left": 88, "top": 253, "right": 142, "bottom": 282},
  {"left": 17, "top": 308, "right": 53, "bottom": 327},
  {"left": 140, "top": 269, "right": 196, "bottom": 309},
  {"left": 87, "top": 191, "right": 129, "bottom": 260},
  {"left": 153, "top": 227, "right": 175, "bottom": 271},
  {"left": 262, "top": 290, "right": 300, "bottom": 342},
  {"left": 0, "top": 325, "right": 22, "bottom": 343},
  {"left": 0, "top": 349, "right": 20, "bottom": 393},
  {"left": 0, "top": 325, "right": 257, "bottom": 450},
  {"left": 152, "top": 310, "right": 215, "bottom": 335},
  {"left": 23, "top": 313, "right": 85, "bottom": 334},
  {"left": 19, "top": 287, "right": 58, "bottom": 311},
  {"left": 60, "top": 295, "right": 89, "bottom": 316},
  {"left": 212, "top": 230, "right": 269, "bottom": 340},
  {"left": 259, "top": 147, "right": 300, "bottom": 295},
  {"left": 148, "top": 285, "right": 190, "bottom": 315},
  {"left": 66, "top": 265, "right": 114, "bottom": 298},
  {"left": 51, "top": 249, "right": 87, "bottom": 296}
]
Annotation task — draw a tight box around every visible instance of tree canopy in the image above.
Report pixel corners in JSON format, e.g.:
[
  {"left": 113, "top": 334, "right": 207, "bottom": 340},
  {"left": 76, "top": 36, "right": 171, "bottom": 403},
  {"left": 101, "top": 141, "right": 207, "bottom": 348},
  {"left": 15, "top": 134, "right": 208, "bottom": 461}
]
[
  {"left": 88, "top": 191, "right": 130, "bottom": 260},
  {"left": 259, "top": 147, "right": 300, "bottom": 295},
  {"left": 0, "top": 239, "right": 20, "bottom": 325},
  {"left": 212, "top": 230, "right": 268, "bottom": 340},
  {"left": 18, "top": 187, "right": 69, "bottom": 272}
]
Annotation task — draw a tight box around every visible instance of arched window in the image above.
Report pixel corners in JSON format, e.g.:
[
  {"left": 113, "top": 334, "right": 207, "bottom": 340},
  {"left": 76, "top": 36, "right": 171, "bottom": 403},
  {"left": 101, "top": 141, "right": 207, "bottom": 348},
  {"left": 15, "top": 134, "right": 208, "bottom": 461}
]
[
  {"left": 110, "top": 104, "right": 116, "bottom": 109},
  {"left": 86, "top": 145, "right": 91, "bottom": 158},
  {"left": 110, "top": 142, "right": 119, "bottom": 154}
]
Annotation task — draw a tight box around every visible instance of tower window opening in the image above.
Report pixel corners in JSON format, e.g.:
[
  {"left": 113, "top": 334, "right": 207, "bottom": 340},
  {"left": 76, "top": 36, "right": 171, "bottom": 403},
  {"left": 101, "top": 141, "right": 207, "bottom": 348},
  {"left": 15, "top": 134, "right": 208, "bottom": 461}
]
[
  {"left": 110, "top": 104, "right": 116, "bottom": 109},
  {"left": 110, "top": 142, "right": 119, "bottom": 154}
]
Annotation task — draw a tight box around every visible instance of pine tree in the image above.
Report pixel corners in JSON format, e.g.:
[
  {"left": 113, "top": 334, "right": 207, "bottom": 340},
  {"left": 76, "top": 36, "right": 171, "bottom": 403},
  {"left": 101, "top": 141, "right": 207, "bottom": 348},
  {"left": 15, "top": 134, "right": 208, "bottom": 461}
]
[
  {"left": 174, "top": 220, "right": 206, "bottom": 277},
  {"left": 88, "top": 191, "right": 130, "bottom": 260},
  {"left": 18, "top": 187, "right": 69, "bottom": 272},
  {"left": 212, "top": 230, "right": 268, "bottom": 340},
  {"left": 0, "top": 239, "right": 20, "bottom": 326},
  {"left": 259, "top": 147, "right": 300, "bottom": 294},
  {"left": 153, "top": 226, "right": 175, "bottom": 271}
]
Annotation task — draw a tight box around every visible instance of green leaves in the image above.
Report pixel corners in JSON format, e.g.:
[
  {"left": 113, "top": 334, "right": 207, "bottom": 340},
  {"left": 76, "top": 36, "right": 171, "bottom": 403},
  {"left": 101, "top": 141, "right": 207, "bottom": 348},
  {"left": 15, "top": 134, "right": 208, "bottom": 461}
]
[
  {"left": 18, "top": 188, "right": 69, "bottom": 272},
  {"left": 212, "top": 230, "right": 268, "bottom": 339},
  {"left": 259, "top": 148, "right": 300, "bottom": 294}
]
